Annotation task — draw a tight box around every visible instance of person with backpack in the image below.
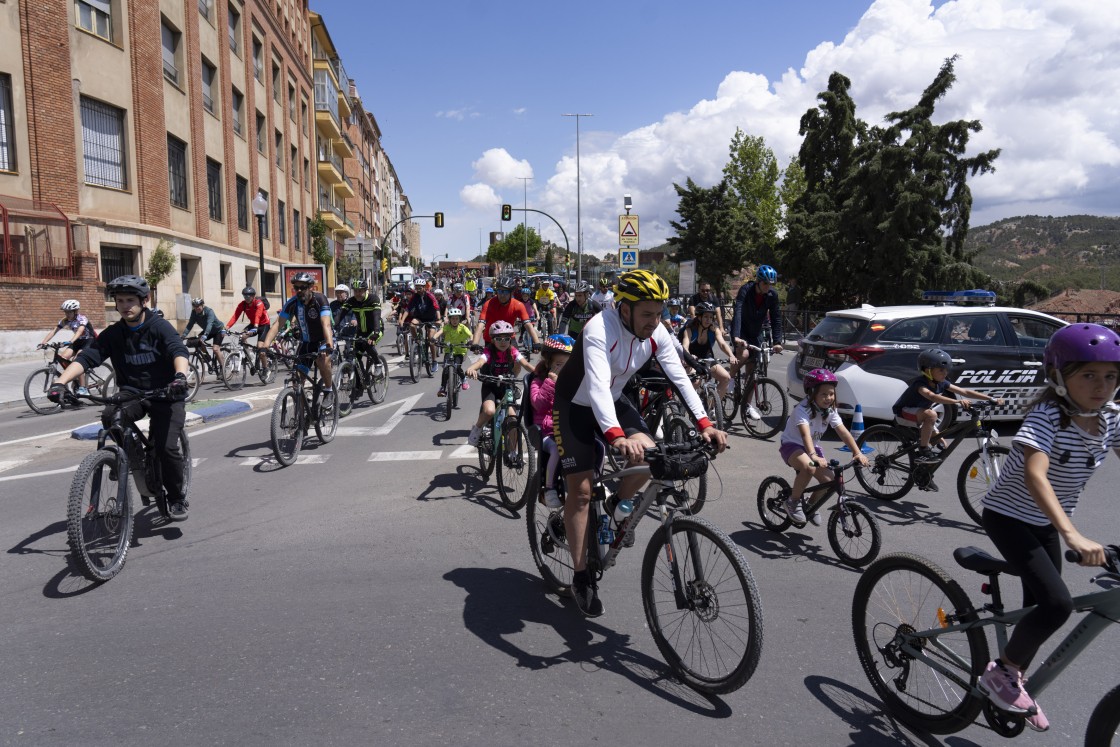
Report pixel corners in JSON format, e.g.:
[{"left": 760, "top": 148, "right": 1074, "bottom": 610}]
[{"left": 227, "top": 286, "right": 272, "bottom": 374}]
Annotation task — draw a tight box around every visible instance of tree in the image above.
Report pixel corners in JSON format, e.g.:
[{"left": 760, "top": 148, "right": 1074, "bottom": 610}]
[
  {"left": 723, "top": 129, "right": 782, "bottom": 249},
  {"left": 144, "top": 238, "right": 176, "bottom": 308},
  {"left": 487, "top": 223, "right": 541, "bottom": 268},
  {"left": 777, "top": 157, "right": 806, "bottom": 235},
  {"left": 667, "top": 177, "right": 759, "bottom": 297},
  {"left": 544, "top": 245, "right": 554, "bottom": 274},
  {"left": 308, "top": 216, "right": 332, "bottom": 267},
  {"left": 335, "top": 250, "right": 363, "bottom": 288}
]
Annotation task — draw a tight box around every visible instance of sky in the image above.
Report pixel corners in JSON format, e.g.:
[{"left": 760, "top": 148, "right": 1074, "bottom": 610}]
[{"left": 312, "top": 0, "right": 1120, "bottom": 263}]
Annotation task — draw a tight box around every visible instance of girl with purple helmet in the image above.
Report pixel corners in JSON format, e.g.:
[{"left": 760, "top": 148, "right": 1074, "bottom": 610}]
[{"left": 977, "top": 323, "right": 1120, "bottom": 732}]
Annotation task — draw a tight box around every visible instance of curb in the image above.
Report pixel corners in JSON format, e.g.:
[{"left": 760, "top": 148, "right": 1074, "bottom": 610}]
[{"left": 70, "top": 400, "right": 253, "bottom": 440}]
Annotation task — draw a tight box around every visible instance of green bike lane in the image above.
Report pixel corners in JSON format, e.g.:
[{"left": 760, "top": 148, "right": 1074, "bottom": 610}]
[{"left": 1, "top": 374, "right": 1117, "bottom": 745}]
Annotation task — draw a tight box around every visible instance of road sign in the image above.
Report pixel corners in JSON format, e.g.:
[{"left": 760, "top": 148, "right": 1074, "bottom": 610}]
[
  {"left": 620, "top": 250, "right": 639, "bottom": 269},
  {"left": 619, "top": 215, "right": 639, "bottom": 246},
  {"left": 678, "top": 259, "right": 696, "bottom": 295}
]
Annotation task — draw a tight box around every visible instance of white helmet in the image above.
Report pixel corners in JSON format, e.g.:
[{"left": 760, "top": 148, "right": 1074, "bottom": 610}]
[
  {"left": 61, "top": 299, "right": 81, "bottom": 311},
  {"left": 447, "top": 307, "right": 464, "bottom": 318},
  {"left": 489, "top": 320, "right": 515, "bottom": 337},
  {"left": 434, "top": 288, "right": 445, "bottom": 296},
  {"left": 334, "top": 284, "right": 350, "bottom": 294}
]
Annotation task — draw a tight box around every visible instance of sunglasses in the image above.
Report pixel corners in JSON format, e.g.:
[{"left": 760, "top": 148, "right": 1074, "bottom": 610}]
[
  {"left": 293, "top": 285, "right": 310, "bottom": 292},
  {"left": 492, "top": 336, "right": 512, "bottom": 342}
]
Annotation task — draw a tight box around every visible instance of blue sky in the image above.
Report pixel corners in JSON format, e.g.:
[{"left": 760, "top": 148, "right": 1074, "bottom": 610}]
[{"left": 313, "top": 0, "right": 1120, "bottom": 262}]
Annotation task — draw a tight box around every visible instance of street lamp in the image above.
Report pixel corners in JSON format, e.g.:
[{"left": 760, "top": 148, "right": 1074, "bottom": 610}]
[
  {"left": 517, "top": 176, "right": 531, "bottom": 276},
  {"left": 562, "top": 112, "right": 592, "bottom": 283},
  {"left": 252, "top": 191, "right": 269, "bottom": 303}
]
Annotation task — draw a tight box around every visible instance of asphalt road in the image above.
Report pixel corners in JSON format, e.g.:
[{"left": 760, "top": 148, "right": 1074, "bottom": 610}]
[{"left": 1, "top": 351, "right": 1117, "bottom": 746}]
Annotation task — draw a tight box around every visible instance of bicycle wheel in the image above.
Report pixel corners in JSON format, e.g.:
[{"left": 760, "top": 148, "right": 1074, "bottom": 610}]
[
  {"left": 497, "top": 419, "right": 535, "bottom": 512},
  {"left": 526, "top": 493, "right": 573, "bottom": 597},
  {"left": 425, "top": 345, "right": 436, "bottom": 378},
  {"left": 756, "top": 475, "right": 793, "bottom": 532},
  {"left": 270, "top": 388, "right": 303, "bottom": 466},
  {"left": 477, "top": 426, "right": 494, "bottom": 480},
  {"left": 702, "top": 386, "right": 725, "bottom": 431},
  {"left": 741, "top": 377, "right": 787, "bottom": 438},
  {"left": 408, "top": 342, "right": 420, "bottom": 383},
  {"left": 67, "top": 448, "right": 133, "bottom": 582},
  {"left": 315, "top": 388, "right": 339, "bottom": 443},
  {"left": 855, "top": 425, "right": 916, "bottom": 500},
  {"left": 24, "top": 367, "right": 61, "bottom": 414},
  {"left": 443, "top": 365, "right": 457, "bottom": 421},
  {"left": 663, "top": 415, "right": 707, "bottom": 514},
  {"left": 641, "top": 515, "right": 764, "bottom": 695},
  {"left": 368, "top": 360, "right": 388, "bottom": 404},
  {"left": 336, "top": 361, "right": 356, "bottom": 418},
  {"left": 852, "top": 553, "right": 988, "bottom": 734},
  {"left": 956, "top": 446, "right": 1009, "bottom": 526},
  {"left": 223, "top": 350, "right": 247, "bottom": 390},
  {"left": 395, "top": 331, "right": 405, "bottom": 357},
  {"left": 95, "top": 369, "right": 118, "bottom": 397},
  {"left": 721, "top": 374, "right": 740, "bottom": 422},
  {"left": 185, "top": 361, "right": 202, "bottom": 402},
  {"left": 827, "top": 500, "right": 882, "bottom": 567},
  {"left": 1086, "top": 682, "right": 1120, "bottom": 746}
]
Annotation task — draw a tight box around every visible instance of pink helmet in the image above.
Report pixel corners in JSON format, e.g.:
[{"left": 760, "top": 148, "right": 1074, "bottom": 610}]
[
  {"left": 803, "top": 368, "right": 838, "bottom": 391},
  {"left": 489, "top": 320, "right": 515, "bottom": 337}
]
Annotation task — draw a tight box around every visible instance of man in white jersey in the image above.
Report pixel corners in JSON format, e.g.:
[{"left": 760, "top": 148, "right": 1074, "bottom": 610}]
[{"left": 590, "top": 275, "right": 614, "bottom": 309}]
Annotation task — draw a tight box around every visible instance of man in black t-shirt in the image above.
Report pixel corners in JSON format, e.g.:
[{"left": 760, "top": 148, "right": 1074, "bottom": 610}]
[
  {"left": 263, "top": 272, "right": 335, "bottom": 391},
  {"left": 688, "top": 283, "right": 723, "bottom": 331}
]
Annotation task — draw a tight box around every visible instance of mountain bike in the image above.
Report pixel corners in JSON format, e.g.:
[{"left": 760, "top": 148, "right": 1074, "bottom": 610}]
[
  {"left": 436, "top": 343, "right": 468, "bottom": 422},
  {"left": 722, "top": 340, "right": 788, "bottom": 438},
  {"left": 24, "top": 342, "right": 116, "bottom": 414},
  {"left": 854, "top": 401, "right": 1006, "bottom": 526},
  {"left": 757, "top": 457, "right": 882, "bottom": 567},
  {"left": 516, "top": 319, "right": 534, "bottom": 361},
  {"left": 221, "top": 328, "right": 276, "bottom": 390},
  {"left": 690, "top": 357, "right": 728, "bottom": 431},
  {"left": 335, "top": 336, "right": 389, "bottom": 417},
  {"left": 267, "top": 351, "right": 339, "bottom": 466},
  {"left": 526, "top": 437, "right": 763, "bottom": 694},
  {"left": 183, "top": 335, "right": 226, "bottom": 396},
  {"left": 475, "top": 374, "right": 535, "bottom": 511},
  {"left": 65, "top": 387, "right": 192, "bottom": 582},
  {"left": 394, "top": 320, "right": 409, "bottom": 357},
  {"left": 408, "top": 323, "right": 438, "bottom": 382},
  {"left": 853, "top": 544, "right": 1120, "bottom": 741}
]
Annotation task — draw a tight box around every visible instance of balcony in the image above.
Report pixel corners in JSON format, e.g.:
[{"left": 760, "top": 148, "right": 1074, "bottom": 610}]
[
  {"left": 334, "top": 59, "right": 352, "bottom": 120},
  {"left": 316, "top": 137, "right": 345, "bottom": 184},
  {"left": 335, "top": 131, "right": 354, "bottom": 159},
  {"left": 318, "top": 186, "right": 346, "bottom": 231},
  {"left": 313, "top": 70, "right": 341, "bottom": 140},
  {"left": 334, "top": 174, "right": 355, "bottom": 200}
]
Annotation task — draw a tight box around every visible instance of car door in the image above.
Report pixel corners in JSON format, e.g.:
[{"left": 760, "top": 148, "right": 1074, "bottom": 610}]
[
  {"left": 938, "top": 312, "right": 1025, "bottom": 414},
  {"left": 1004, "top": 312, "right": 1064, "bottom": 415}
]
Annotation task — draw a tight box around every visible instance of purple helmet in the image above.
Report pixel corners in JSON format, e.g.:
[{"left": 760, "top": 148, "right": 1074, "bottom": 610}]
[
  {"left": 1043, "top": 324, "right": 1120, "bottom": 372},
  {"left": 804, "top": 368, "right": 838, "bottom": 391}
]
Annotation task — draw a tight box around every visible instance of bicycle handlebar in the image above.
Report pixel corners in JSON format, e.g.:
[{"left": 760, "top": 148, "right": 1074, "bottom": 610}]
[
  {"left": 475, "top": 374, "right": 520, "bottom": 386},
  {"left": 1064, "top": 545, "right": 1120, "bottom": 571},
  {"left": 75, "top": 386, "right": 176, "bottom": 406}
]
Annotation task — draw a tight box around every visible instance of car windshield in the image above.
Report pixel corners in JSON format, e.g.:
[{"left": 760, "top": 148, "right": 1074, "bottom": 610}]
[{"left": 806, "top": 316, "right": 865, "bottom": 345}]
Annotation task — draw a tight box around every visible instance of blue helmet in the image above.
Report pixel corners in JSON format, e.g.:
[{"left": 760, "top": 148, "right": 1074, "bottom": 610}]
[
  {"left": 484, "top": 287, "right": 495, "bottom": 295},
  {"left": 756, "top": 265, "right": 777, "bottom": 283}
]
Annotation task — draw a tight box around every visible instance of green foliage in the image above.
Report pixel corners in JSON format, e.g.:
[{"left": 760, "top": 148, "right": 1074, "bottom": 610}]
[
  {"left": 144, "top": 239, "right": 176, "bottom": 303},
  {"left": 308, "top": 216, "right": 332, "bottom": 267},
  {"left": 544, "top": 245, "right": 554, "bottom": 274},
  {"left": 335, "top": 250, "right": 363, "bottom": 287},
  {"left": 487, "top": 223, "right": 542, "bottom": 268},
  {"left": 778, "top": 157, "right": 806, "bottom": 233},
  {"left": 667, "top": 177, "right": 760, "bottom": 298},
  {"left": 723, "top": 129, "right": 782, "bottom": 250}
]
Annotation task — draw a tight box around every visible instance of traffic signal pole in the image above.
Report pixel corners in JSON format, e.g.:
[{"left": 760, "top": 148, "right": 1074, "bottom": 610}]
[
  {"left": 503, "top": 207, "right": 570, "bottom": 279},
  {"left": 379, "top": 213, "right": 443, "bottom": 298}
]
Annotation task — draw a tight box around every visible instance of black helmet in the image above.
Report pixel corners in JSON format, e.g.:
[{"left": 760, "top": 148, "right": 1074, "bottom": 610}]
[
  {"left": 918, "top": 348, "right": 952, "bottom": 370},
  {"left": 695, "top": 301, "right": 716, "bottom": 315},
  {"left": 242, "top": 286, "right": 256, "bottom": 297},
  {"left": 292, "top": 272, "right": 314, "bottom": 286},
  {"left": 107, "top": 274, "right": 150, "bottom": 299},
  {"left": 354, "top": 280, "right": 369, "bottom": 291},
  {"left": 495, "top": 275, "right": 518, "bottom": 291}
]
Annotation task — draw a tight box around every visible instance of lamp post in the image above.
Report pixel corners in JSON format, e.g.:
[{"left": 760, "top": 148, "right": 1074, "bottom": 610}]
[
  {"left": 252, "top": 191, "right": 269, "bottom": 302},
  {"left": 517, "top": 176, "right": 531, "bottom": 276},
  {"left": 561, "top": 112, "right": 592, "bottom": 283}
]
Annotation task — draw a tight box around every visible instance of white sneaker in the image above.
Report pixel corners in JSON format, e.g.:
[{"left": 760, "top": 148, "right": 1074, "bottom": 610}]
[
  {"left": 76, "top": 386, "right": 90, "bottom": 396},
  {"left": 784, "top": 496, "right": 807, "bottom": 524},
  {"left": 468, "top": 425, "right": 481, "bottom": 446},
  {"left": 745, "top": 405, "right": 762, "bottom": 421},
  {"left": 543, "top": 489, "right": 563, "bottom": 509}
]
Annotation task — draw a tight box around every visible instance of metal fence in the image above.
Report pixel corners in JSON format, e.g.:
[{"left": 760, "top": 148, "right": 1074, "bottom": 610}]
[{"left": 0, "top": 195, "right": 75, "bottom": 280}]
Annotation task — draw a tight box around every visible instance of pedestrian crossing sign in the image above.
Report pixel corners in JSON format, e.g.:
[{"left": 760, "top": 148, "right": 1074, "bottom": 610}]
[{"left": 620, "top": 250, "right": 639, "bottom": 268}]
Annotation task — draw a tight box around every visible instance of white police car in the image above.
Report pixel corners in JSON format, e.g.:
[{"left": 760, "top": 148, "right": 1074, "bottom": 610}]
[{"left": 786, "top": 290, "right": 1067, "bottom": 422}]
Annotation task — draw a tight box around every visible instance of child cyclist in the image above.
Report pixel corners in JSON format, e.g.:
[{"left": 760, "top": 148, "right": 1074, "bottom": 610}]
[
  {"left": 465, "top": 320, "right": 535, "bottom": 447},
  {"left": 434, "top": 307, "right": 472, "bottom": 397},
  {"left": 530, "top": 334, "right": 574, "bottom": 508},
  {"left": 892, "top": 348, "right": 1002, "bottom": 465},
  {"left": 976, "top": 324, "right": 1120, "bottom": 733},
  {"left": 778, "top": 368, "right": 868, "bottom": 525}
]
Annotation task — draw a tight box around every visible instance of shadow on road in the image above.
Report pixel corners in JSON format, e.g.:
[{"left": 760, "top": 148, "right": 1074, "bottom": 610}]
[
  {"left": 416, "top": 464, "right": 517, "bottom": 519},
  {"left": 802, "top": 675, "right": 988, "bottom": 746},
  {"left": 729, "top": 522, "right": 862, "bottom": 573},
  {"left": 444, "top": 566, "right": 733, "bottom": 717},
  {"left": 858, "top": 494, "right": 985, "bottom": 534}
]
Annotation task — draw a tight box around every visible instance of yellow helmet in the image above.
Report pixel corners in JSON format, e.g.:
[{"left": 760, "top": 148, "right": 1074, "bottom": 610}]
[{"left": 613, "top": 270, "right": 670, "bottom": 304}]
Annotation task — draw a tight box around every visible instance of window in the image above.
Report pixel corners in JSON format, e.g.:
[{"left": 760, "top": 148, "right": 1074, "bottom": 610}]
[
  {"left": 1008, "top": 314, "right": 1062, "bottom": 351},
  {"left": 236, "top": 175, "right": 248, "bottom": 230},
  {"left": 293, "top": 208, "right": 301, "bottom": 250},
  {"left": 220, "top": 261, "right": 232, "bottom": 290},
  {"left": 263, "top": 271, "right": 278, "bottom": 295},
  {"left": 258, "top": 189, "right": 269, "bottom": 238},
  {"left": 271, "top": 62, "right": 281, "bottom": 104},
  {"left": 252, "top": 37, "right": 262, "bottom": 81},
  {"left": 100, "top": 246, "right": 137, "bottom": 294},
  {"left": 167, "top": 134, "right": 188, "bottom": 209},
  {"left": 198, "top": 0, "right": 212, "bottom": 22},
  {"left": 76, "top": 0, "right": 112, "bottom": 42},
  {"left": 255, "top": 111, "right": 265, "bottom": 154},
  {"left": 231, "top": 87, "right": 244, "bottom": 135},
  {"left": 290, "top": 145, "right": 297, "bottom": 177},
  {"left": 201, "top": 58, "right": 217, "bottom": 114},
  {"left": 206, "top": 159, "right": 222, "bottom": 221},
  {"left": 227, "top": 4, "right": 240, "bottom": 54},
  {"left": 303, "top": 157, "right": 309, "bottom": 185},
  {"left": 274, "top": 130, "right": 282, "bottom": 168},
  {"left": 80, "top": 96, "right": 127, "bottom": 189},
  {"left": 161, "top": 21, "right": 181, "bottom": 85},
  {"left": 300, "top": 96, "right": 308, "bottom": 134},
  {"left": 277, "top": 199, "right": 286, "bottom": 244},
  {"left": 0, "top": 74, "right": 14, "bottom": 173},
  {"left": 880, "top": 317, "right": 939, "bottom": 344}
]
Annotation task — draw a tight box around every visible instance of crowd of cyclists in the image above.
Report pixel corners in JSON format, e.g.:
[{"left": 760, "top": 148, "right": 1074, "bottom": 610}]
[{"left": 33, "top": 261, "right": 1120, "bottom": 735}]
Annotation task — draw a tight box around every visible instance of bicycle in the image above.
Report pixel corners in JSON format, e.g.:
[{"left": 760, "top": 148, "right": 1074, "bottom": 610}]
[
  {"left": 691, "top": 357, "right": 728, "bottom": 431},
  {"left": 526, "top": 437, "right": 764, "bottom": 694},
  {"left": 335, "top": 335, "right": 389, "bottom": 417},
  {"left": 757, "top": 457, "right": 883, "bottom": 567},
  {"left": 394, "top": 320, "right": 409, "bottom": 358},
  {"left": 221, "top": 328, "right": 277, "bottom": 390},
  {"left": 436, "top": 342, "right": 468, "bottom": 422},
  {"left": 267, "top": 351, "right": 339, "bottom": 466},
  {"left": 854, "top": 401, "right": 1007, "bottom": 526},
  {"left": 852, "top": 544, "right": 1120, "bottom": 741},
  {"left": 475, "top": 373, "right": 536, "bottom": 511},
  {"left": 24, "top": 342, "right": 116, "bottom": 414},
  {"left": 722, "top": 340, "right": 788, "bottom": 438},
  {"left": 407, "top": 322, "right": 438, "bottom": 383},
  {"left": 65, "top": 387, "right": 192, "bottom": 582},
  {"left": 183, "top": 335, "right": 225, "bottom": 396},
  {"left": 516, "top": 319, "right": 535, "bottom": 361}
]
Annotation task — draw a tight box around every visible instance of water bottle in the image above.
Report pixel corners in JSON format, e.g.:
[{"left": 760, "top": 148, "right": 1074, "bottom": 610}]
[
  {"left": 597, "top": 513, "right": 614, "bottom": 557},
  {"left": 611, "top": 497, "right": 634, "bottom": 524}
]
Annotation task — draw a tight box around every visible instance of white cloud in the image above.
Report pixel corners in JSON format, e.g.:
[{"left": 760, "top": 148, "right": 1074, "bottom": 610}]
[
  {"left": 459, "top": 183, "right": 501, "bottom": 211},
  {"left": 513, "top": 107, "right": 527, "bottom": 115},
  {"left": 529, "top": 0, "right": 1120, "bottom": 250},
  {"left": 437, "top": 107, "right": 480, "bottom": 121}
]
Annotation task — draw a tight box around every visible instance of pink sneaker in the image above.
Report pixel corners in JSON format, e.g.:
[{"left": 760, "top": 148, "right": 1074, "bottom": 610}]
[{"left": 979, "top": 660, "right": 1044, "bottom": 726}]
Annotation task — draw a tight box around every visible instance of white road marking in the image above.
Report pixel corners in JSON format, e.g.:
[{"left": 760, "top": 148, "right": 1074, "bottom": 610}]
[
  {"left": 448, "top": 445, "right": 476, "bottom": 459},
  {"left": 0, "top": 459, "right": 30, "bottom": 474},
  {"left": 368, "top": 450, "right": 442, "bottom": 461},
  {"left": 364, "top": 393, "right": 424, "bottom": 436},
  {"left": 239, "top": 454, "right": 330, "bottom": 466}
]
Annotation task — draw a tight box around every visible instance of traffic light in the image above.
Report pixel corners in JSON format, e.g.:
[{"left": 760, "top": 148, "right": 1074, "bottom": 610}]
[
  {"left": 381, "top": 258, "right": 388, "bottom": 272},
  {"left": 501, "top": 204, "right": 512, "bottom": 221},
  {"left": 434, "top": 212, "right": 444, "bottom": 228}
]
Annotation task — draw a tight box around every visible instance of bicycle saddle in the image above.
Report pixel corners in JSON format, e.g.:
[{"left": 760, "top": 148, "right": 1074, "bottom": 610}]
[{"left": 953, "top": 546, "right": 1019, "bottom": 577}]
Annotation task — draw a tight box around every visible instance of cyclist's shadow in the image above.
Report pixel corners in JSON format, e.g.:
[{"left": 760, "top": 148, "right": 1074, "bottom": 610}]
[
  {"left": 416, "top": 464, "right": 513, "bottom": 519},
  {"left": 730, "top": 523, "right": 862, "bottom": 573},
  {"left": 444, "top": 566, "right": 733, "bottom": 716}
]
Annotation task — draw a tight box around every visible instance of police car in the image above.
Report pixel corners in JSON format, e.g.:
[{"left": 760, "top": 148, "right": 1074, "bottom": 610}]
[{"left": 786, "top": 290, "right": 1067, "bottom": 422}]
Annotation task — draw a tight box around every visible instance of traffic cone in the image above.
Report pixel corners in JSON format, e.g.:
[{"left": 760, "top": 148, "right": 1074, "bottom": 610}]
[{"left": 839, "top": 403, "right": 873, "bottom": 453}]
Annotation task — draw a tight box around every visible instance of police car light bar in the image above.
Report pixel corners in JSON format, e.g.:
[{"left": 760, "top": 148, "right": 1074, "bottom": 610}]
[{"left": 922, "top": 289, "right": 997, "bottom": 306}]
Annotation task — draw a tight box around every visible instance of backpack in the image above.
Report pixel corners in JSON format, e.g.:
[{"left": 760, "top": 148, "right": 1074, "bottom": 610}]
[{"left": 261, "top": 297, "right": 271, "bottom": 310}]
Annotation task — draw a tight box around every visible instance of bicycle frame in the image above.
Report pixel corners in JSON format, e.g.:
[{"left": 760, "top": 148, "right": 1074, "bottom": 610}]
[
  {"left": 487, "top": 381, "right": 520, "bottom": 461},
  {"left": 800, "top": 459, "right": 858, "bottom": 517}
]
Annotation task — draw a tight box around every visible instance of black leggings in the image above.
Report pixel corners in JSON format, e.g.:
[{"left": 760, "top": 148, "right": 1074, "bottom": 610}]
[{"left": 982, "top": 509, "right": 1074, "bottom": 668}]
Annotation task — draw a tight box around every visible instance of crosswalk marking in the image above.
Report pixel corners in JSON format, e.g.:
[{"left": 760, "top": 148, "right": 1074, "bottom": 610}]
[
  {"left": 0, "top": 459, "right": 29, "bottom": 474},
  {"left": 364, "top": 393, "right": 424, "bottom": 436},
  {"left": 239, "top": 454, "right": 330, "bottom": 466},
  {"left": 336, "top": 427, "right": 383, "bottom": 437},
  {"left": 367, "top": 450, "right": 443, "bottom": 461},
  {"left": 448, "top": 445, "right": 476, "bottom": 459}
]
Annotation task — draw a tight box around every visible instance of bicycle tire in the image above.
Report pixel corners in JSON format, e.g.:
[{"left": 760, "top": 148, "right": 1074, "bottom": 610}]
[
  {"left": 957, "top": 445, "right": 1009, "bottom": 527},
  {"left": 741, "top": 377, "right": 787, "bottom": 439},
  {"left": 425, "top": 345, "right": 436, "bottom": 378},
  {"left": 663, "top": 415, "right": 707, "bottom": 514},
  {"left": 855, "top": 425, "right": 916, "bottom": 500},
  {"left": 757, "top": 475, "right": 793, "bottom": 532},
  {"left": 526, "top": 488, "right": 573, "bottom": 598},
  {"left": 703, "top": 386, "right": 725, "bottom": 431},
  {"left": 270, "top": 387, "right": 303, "bottom": 466},
  {"left": 97, "top": 369, "right": 118, "bottom": 396},
  {"left": 852, "top": 553, "right": 988, "bottom": 734},
  {"left": 641, "top": 515, "right": 764, "bottom": 695},
  {"left": 368, "top": 360, "right": 388, "bottom": 404},
  {"left": 315, "top": 388, "right": 339, "bottom": 443},
  {"left": 827, "top": 501, "right": 881, "bottom": 567},
  {"left": 497, "top": 419, "right": 535, "bottom": 512},
  {"left": 444, "top": 365, "right": 457, "bottom": 421},
  {"left": 477, "top": 426, "right": 494, "bottom": 480},
  {"left": 24, "top": 367, "right": 61, "bottom": 414},
  {"left": 224, "top": 350, "right": 247, "bottom": 390},
  {"left": 335, "top": 361, "right": 356, "bottom": 418},
  {"left": 395, "top": 331, "right": 405, "bottom": 357},
  {"left": 408, "top": 343, "right": 420, "bottom": 383},
  {"left": 1086, "top": 682, "right": 1120, "bottom": 746},
  {"left": 67, "top": 448, "right": 133, "bottom": 582},
  {"left": 721, "top": 373, "right": 740, "bottom": 422},
  {"left": 185, "top": 361, "right": 202, "bottom": 402}
]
